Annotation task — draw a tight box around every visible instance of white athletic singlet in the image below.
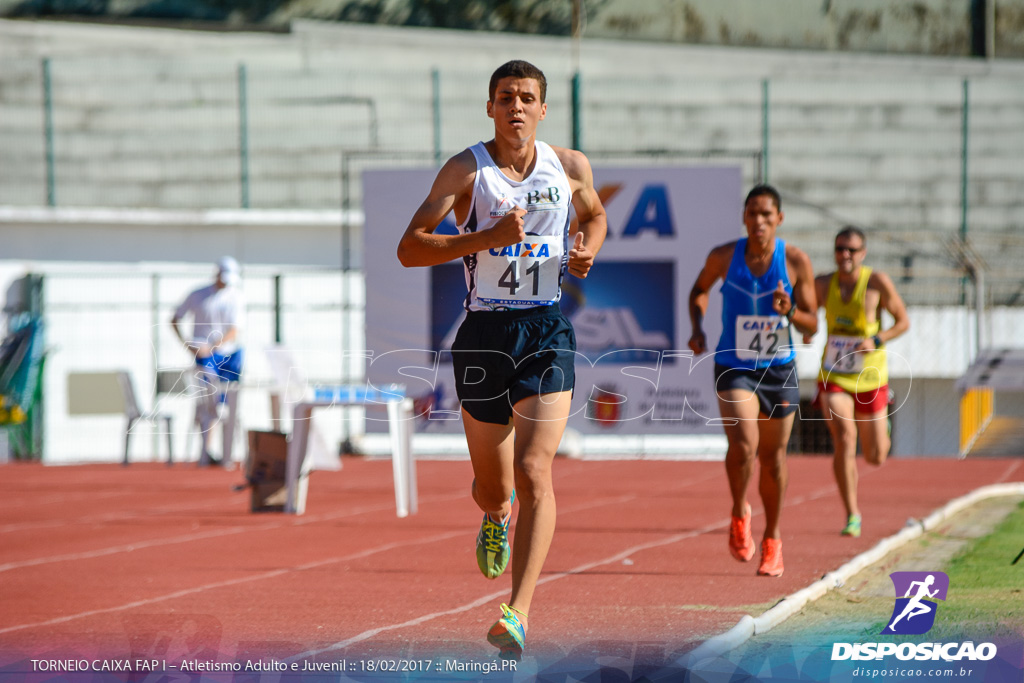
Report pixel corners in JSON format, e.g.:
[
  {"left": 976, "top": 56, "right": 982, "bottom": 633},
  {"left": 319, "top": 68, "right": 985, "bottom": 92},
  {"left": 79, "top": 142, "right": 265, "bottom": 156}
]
[{"left": 458, "top": 140, "right": 572, "bottom": 312}]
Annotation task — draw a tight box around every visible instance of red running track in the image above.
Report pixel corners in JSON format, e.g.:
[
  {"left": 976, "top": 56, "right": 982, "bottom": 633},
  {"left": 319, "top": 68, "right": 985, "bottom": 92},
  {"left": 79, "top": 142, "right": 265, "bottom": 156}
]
[{"left": 0, "top": 455, "right": 1021, "bottom": 674}]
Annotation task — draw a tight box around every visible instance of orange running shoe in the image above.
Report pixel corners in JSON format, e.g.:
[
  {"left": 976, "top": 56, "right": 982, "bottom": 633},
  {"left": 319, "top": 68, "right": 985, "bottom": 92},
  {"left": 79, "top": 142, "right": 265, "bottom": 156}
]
[
  {"left": 757, "top": 538, "right": 784, "bottom": 577},
  {"left": 729, "top": 503, "right": 755, "bottom": 562},
  {"left": 486, "top": 603, "right": 527, "bottom": 660}
]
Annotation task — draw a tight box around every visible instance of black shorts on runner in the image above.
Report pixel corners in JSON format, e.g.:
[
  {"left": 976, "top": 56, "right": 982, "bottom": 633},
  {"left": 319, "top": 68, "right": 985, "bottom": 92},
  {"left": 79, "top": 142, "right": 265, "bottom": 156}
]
[
  {"left": 452, "top": 305, "right": 576, "bottom": 425},
  {"left": 713, "top": 361, "right": 800, "bottom": 418}
]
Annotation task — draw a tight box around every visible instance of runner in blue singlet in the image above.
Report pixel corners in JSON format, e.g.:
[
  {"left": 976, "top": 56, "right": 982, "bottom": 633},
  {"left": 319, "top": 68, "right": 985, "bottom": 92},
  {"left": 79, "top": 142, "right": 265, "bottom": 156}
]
[{"left": 687, "top": 184, "right": 817, "bottom": 578}]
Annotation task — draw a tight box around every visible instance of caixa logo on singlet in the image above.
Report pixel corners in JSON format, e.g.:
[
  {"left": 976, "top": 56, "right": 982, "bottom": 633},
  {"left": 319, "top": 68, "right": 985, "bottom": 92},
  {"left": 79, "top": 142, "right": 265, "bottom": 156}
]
[
  {"left": 882, "top": 571, "right": 948, "bottom": 635},
  {"left": 488, "top": 242, "right": 552, "bottom": 258},
  {"left": 741, "top": 318, "right": 788, "bottom": 332}
]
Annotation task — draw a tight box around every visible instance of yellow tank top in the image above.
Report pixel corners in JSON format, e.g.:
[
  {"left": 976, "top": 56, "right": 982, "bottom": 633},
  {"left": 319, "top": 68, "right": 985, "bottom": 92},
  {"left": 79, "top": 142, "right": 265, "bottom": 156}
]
[{"left": 819, "top": 266, "right": 887, "bottom": 392}]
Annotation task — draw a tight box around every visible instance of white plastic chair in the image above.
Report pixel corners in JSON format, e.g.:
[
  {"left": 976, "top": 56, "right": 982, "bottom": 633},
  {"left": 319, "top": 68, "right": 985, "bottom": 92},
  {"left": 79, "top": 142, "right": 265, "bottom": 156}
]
[
  {"left": 66, "top": 370, "right": 173, "bottom": 465},
  {"left": 117, "top": 371, "right": 174, "bottom": 465}
]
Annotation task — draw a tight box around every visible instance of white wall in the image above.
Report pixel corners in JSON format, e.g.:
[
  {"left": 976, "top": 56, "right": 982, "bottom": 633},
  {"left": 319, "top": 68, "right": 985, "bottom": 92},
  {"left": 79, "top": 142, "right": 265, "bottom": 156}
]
[{"left": 0, "top": 207, "right": 353, "bottom": 267}]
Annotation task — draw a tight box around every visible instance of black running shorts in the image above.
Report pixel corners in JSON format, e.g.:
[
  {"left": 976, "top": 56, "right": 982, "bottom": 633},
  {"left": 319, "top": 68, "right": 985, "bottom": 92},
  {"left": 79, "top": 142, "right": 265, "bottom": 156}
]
[
  {"left": 713, "top": 360, "right": 800, "bottom": 418},
  {"left": 452, "top": 305, "right": 576, "bottom": 425}
]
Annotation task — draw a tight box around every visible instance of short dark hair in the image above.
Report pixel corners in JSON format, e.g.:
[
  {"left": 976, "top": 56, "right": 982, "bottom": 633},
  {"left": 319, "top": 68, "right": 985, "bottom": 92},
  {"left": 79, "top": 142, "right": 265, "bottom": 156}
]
[
  {"left": 489, "top": 60, "right": 547, "bottom": 104},
  {"left": 836, "top": 225, "right": 866, "bottom": 245},
  {"left": 744, "top": 183, "right": 781, "bottom": 211}
]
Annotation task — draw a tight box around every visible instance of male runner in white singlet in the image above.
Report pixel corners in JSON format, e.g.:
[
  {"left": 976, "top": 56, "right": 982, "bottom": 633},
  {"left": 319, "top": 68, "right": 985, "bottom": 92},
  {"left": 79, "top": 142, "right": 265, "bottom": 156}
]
[{"left": 397, "top": 60, "right": 607, "bottom": 659}]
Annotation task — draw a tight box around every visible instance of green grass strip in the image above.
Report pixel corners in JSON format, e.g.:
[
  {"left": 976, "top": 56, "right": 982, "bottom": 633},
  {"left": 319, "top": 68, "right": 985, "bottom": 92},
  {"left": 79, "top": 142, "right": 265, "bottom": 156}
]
[{"left": 930, "top": 499, "right": 1024, "bottom": 640}]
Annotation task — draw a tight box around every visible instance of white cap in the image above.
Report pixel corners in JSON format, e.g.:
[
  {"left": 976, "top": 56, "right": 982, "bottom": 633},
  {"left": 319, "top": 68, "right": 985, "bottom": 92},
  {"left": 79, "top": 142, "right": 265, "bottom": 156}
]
[{"left": 216, "top": 256, "right": 240, "bottom": 286}]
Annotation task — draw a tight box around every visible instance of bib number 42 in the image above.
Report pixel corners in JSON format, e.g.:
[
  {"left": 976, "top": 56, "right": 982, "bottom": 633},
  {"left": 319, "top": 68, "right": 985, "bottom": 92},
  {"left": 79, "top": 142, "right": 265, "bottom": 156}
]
[
  {"left": 735, "top": 315, "right": 791, "bottom": 361},
  {"left": 747, "top": 330, "right": 780, "bottom": 356}
]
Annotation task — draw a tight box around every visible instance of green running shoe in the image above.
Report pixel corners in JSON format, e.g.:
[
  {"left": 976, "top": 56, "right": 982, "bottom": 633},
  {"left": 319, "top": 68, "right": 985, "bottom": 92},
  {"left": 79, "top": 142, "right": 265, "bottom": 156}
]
[
  {"left": 486, "top": 603, "right": 527, "bottom": 660},
  {"left": 476, "top": 491, "right": 515, "bottom": 579},
  {"left": 841, "top": 514, "right": 862, "bottom": 537}
]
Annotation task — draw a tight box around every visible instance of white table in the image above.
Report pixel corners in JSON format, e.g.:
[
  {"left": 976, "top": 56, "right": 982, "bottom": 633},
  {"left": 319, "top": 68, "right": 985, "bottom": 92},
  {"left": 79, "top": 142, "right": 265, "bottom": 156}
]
[{"left": 284, "top": 384, "right": 415, "bottom": 516}]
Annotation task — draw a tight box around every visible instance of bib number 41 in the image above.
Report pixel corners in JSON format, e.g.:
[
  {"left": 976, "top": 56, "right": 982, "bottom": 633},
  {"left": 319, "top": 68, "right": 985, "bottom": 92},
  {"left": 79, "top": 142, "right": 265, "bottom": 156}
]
[
  {"left": 477, "top": 235, "right": 562, "bottom": 306},
  {"left": 498, "top": 260, "right": 542, "bottom": 296}
]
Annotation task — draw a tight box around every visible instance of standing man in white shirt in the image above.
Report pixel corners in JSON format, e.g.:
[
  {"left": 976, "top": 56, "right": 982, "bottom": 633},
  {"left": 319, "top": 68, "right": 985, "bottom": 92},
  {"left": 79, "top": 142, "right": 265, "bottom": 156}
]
[{"left": 171, "top": 256, "right": 246, "bottom": 467}]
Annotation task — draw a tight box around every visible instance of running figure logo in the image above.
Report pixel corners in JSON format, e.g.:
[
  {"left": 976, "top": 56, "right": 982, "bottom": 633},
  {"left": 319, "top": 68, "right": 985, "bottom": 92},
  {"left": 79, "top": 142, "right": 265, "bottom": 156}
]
[{"left": 882, "top": 571, "right": 949, "bottom": 635}]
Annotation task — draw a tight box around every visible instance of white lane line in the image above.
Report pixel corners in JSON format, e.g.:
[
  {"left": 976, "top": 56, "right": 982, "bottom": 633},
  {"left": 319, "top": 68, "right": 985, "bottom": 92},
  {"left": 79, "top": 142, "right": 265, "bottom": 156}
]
[
  {"left": 0, "top": 470, "right": 878, "bottom": 647},
  {"left": 0, "top": 530, "right": 465, "bottom": 636},
  {"left": 0, "top": 492, "right": 467, "bottom": 573},
  {"left": 0, "top": 479, "right": 229, "bottom": 509},
  {"left": 0, "top": 490, "right": 127, "bottom": 509},
  {"left": 292, "top": 479, "right": 844, "bottom": 659},
  {"left": 0, "top": 476, "right": 716, "bottom": 640},
  {"left": 998, "top": 459, "right": 1022, "bottom": 482},
  {"left": 0, "top": 499, "right": 233, "bottom": 534},
  {"left": 292, "top": 515, "right": 735, "bottom": 660},
  {"left": 0, "top": 525, "right": 263, "bottom": 572},
  {"left": 0, "top": 467, "right": 714, "bottom": 572}
]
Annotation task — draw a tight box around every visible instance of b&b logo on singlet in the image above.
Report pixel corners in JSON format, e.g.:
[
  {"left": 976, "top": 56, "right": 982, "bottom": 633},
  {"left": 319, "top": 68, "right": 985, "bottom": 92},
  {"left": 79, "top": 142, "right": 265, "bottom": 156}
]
[
  {"left": 525, "top": 186, "right": 562, "bottom": 212},
  {"left": 489, "top": 187, "right": 562, "bottom": 218}
]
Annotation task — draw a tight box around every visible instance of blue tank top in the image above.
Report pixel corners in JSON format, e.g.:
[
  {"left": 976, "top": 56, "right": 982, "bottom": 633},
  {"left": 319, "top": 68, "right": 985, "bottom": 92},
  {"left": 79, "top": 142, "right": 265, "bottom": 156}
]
[{"left": 715, "top": 237, "right": 796, "bottom": 369}]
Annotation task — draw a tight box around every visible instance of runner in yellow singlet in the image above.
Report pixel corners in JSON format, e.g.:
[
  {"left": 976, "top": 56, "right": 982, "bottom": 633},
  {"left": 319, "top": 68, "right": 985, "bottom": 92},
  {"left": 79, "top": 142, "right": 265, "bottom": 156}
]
[{"left": 807, "top": 226, "right": 910, "bottom": 537}]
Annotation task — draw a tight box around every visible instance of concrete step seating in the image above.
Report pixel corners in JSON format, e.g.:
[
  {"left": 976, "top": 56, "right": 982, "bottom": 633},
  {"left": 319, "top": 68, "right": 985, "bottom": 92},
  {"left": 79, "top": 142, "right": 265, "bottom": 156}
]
[{"left": 1, "top": 18, "right": 1023, "bottom": 304}]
